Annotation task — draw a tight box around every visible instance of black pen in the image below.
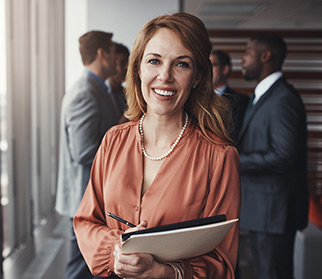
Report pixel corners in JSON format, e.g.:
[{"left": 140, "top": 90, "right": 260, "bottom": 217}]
[{"left": 107, "top": 212, "right": 136, "bottom": 228}]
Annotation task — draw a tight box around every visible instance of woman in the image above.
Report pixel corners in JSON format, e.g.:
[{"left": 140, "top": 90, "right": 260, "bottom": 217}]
[{"left": 74, "top": 12, "right": 240, "bottom": 278}]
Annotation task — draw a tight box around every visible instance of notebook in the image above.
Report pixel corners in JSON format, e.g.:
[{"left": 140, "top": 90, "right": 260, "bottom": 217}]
[{"left": 120, "top": 215, "right": 238, "bottom": 262}]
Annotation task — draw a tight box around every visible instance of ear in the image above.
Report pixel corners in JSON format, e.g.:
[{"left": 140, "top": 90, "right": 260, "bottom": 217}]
[
  {"left": 97, "top": 48, "right": 106, "bottom": 60},
  {"left": 193, "top": 73, "right": 201, "bottom": 88},
  {"left": 261, "top": 50, "right": 272, "bottom": 63},
  {"left": 222, "top": 64, "right": 231, "bottom": 76}
]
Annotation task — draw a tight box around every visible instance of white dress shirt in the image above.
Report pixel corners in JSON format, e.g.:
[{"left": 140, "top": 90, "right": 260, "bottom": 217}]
[
  {"left": 214, "top": 85, "right": 227, "bottom": 95},
  {"left": 253, "top": 71, "right": 283, "bottom": 105}
]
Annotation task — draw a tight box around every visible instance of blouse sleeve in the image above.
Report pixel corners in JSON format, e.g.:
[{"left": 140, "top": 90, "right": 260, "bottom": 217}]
[
  {"left": 73, "top": 135, "right": 121, "bottom": 277},
  {"left": 180, "top": 146, "right": 241, "bottom": 278}
]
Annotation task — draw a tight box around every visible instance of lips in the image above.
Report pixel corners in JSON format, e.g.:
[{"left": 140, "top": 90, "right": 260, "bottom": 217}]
[{"left": 153, "top": 88, "right": 176, "bottom": 97}]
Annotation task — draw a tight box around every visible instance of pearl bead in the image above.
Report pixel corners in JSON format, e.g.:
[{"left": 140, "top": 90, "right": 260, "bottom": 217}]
[{"left": 139, "top": 112, "right": 189, "bottom": 161}]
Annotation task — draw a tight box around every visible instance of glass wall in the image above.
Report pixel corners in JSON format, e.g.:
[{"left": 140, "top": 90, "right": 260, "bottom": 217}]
[
  {"left": 0, "top": 0, "right": 10, "bottom": 258},
  {"left": 1, "top": 0, "right": 65, "bottom": 261}
]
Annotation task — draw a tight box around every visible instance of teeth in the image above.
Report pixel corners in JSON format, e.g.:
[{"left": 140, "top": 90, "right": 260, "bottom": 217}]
[{"left": 154, "top": 89, "right": 176, "bottom": 96}]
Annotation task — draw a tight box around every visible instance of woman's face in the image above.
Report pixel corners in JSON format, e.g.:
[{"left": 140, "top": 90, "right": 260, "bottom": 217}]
[{"left": 139, "top": 28, "right": 198, "bottom": 117}]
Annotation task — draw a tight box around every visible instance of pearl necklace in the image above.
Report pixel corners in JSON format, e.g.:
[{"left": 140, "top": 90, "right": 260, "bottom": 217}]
[{"left": 139, "top": 112, "right": 189, "bottom": 161}]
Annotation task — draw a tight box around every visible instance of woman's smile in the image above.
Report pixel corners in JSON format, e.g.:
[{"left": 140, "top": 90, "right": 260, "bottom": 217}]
[{"left": 153, "top": 88, "right": 177, "bottom": 98}]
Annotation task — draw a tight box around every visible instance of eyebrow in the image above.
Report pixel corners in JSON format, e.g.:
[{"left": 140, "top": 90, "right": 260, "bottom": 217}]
[{"left": 145, "top": 53, "right": 193, "bottom": 62}]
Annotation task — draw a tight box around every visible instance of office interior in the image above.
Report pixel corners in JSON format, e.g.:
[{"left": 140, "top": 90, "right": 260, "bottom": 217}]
[{"left": 0, "top": 0, "right": 321, "bottom": 278}]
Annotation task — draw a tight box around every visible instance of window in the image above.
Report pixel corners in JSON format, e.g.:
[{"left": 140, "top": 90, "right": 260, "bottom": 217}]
[
  {"left": 1, "top": 0, "right": 65, "bottom": 260},
  {"left": 0, "top": 0, "right": 10, "bottom": 258}
]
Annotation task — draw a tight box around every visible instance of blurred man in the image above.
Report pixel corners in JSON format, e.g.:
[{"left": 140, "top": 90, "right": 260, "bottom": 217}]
[
  {"left": 210, "top": 50, "right": 249, "bottom": 140},
  {"left": 106, "top": 42, "right": 130, "bottom": 123},
  {"left": 56, "top": 31, "right": 122, "bottom": 279},
  {"left": 237, "top": 34, "right": 308, "bottom": 279}
]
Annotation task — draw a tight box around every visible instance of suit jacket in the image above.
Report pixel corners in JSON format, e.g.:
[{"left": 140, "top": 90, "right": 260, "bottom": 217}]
[
  {"left": 105, "top": 79, "right": 127, "bottom": 116},
  {"left": 223, "top": 86, "right": 249, "bottom": 141},
  {"left": 55, "top": 70, "right": 124, "bottom": 217},
  {"left": 237, "top": 77, "right": 308, "bottom": 234}
]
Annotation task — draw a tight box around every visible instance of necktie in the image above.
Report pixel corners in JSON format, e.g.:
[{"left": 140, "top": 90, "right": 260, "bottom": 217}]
[{"left": 243, "top": 94, "right": 255, "bottom": 123}]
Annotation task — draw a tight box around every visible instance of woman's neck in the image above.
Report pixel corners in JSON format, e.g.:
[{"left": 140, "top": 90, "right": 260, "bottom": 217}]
[{"left": 142, "top": 112, "right": 185, "bottom": 146}]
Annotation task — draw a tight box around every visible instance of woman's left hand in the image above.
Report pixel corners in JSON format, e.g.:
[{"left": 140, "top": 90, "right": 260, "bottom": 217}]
[
  {"left": 113, "top": 220, "right": 174, "bottom": 278},
  {"left": 114, "top": 244, "right": 171, "bottom": 278}
]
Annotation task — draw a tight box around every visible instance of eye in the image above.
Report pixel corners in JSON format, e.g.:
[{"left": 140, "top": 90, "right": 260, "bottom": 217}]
[
  {"left": 148, "top": 59, "right": 160, "bottom": 65},
  {"left": 176, "top": 61, "right": 190, "bottom": 68}
]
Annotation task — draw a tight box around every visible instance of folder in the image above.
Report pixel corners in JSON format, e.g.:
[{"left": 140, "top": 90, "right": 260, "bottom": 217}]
[{"left": 120, "top": 215, "right": 238, "bottom": 262}]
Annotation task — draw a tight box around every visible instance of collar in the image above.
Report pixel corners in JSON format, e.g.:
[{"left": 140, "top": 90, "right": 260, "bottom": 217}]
[
  {"left": 105, "top": 79, "right": 112, "bottom": 94},
  {"left": 253, "top": 71, "right": 283, "bottom": 105},
  {"left": 85, "top": 68, "right": 108, "bottom": 92},
  {"left": 214, "top": 85, "right": 227, "bottom": 95}
]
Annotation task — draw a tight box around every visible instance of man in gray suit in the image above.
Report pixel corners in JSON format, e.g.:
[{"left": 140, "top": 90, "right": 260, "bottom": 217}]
[
  {"left": 237, "top": 34, "right": 308, "bottom": 279},
  {"left": 56, "top": 31, "right": 124, "bottom": 279}
]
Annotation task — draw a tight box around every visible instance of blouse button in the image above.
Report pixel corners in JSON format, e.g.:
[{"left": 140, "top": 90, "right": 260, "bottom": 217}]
[{"left": 135, "top": 206, "right": 139, "bottom": 211}]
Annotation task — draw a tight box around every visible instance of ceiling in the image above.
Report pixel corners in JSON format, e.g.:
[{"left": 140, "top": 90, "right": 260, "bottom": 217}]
[{"left": 184, "top": 0, "right": 322, "bottom": 29}]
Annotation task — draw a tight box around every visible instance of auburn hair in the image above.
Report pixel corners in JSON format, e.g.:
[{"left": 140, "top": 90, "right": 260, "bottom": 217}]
[{"left": 124, "top": 12, "right": 233, "bottom": 144}]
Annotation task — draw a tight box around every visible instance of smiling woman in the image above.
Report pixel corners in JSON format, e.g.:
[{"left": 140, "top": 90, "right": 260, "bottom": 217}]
[{"left": 74, "top": 12, "right": 240, "bottom": 279}]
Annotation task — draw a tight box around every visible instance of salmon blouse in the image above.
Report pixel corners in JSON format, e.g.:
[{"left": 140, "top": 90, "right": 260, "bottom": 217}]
[{"left": 73, "top": 119, "right": 241, "bottom": 278}]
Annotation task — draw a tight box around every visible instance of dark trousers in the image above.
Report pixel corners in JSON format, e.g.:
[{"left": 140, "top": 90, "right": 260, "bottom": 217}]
[
  {"left": 248, "top": 230, "right": 296, "bottom": 279},
  {"left": 64, "top": 220, "right": 93, "bottom": 279}
]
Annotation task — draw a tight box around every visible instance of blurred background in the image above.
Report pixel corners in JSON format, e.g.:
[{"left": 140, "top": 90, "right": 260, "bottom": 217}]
[{"left": 0, "top": 0, "right": 321, "bottom": 278}]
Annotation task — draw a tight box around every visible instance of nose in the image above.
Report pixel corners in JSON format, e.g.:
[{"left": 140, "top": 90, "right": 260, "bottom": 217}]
[{"left": 157, "top": 64, "right": 173, "bottom": 82}]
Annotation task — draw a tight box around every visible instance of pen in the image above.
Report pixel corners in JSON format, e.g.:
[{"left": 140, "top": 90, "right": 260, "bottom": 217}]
[{"left": 107, "top": 212, "right": 136, "bottom": 228}]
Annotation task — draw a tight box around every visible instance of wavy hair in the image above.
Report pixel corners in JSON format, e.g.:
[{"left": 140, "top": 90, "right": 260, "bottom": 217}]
[{"left": 124, "top": 12, "right": 233, "bottom": 144}]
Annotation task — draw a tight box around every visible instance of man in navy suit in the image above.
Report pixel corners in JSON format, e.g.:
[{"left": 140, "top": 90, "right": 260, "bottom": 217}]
[
  {"left": 210, "top": 50, "right": 249, "bottom": 140},
  {"left": 237, "top": 34, "right": 308, "bottom": 279}
]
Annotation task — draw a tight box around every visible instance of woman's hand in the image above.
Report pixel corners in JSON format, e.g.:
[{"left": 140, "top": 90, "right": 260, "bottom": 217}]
[
  {"left": 114, "top": 245, "right": 174, "bottom": 279},
  {"left": 113, "top": 220, "right": 175, "bottom": 278},
  {"left": 124, "top": 220, "right": 148, "bottom": 234}
]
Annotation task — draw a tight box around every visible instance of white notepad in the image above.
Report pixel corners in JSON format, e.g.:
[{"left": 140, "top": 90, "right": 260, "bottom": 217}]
[{"left": 120, "top": 218, "right": 238, "bottom": 262}]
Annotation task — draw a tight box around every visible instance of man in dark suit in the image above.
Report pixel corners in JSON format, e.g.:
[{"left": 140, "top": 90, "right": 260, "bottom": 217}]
[
  {"left": 237, "top": 34, "right": 308, "bottom": 279},
  {"left": 210, "top": 50, "right": 249, "bottom": 140},
  {"left": 106, "top": 42, "right": 130, "bottom": 124},
  {"left": 56, "top": 31, "right": 124, "bottom": 279}
]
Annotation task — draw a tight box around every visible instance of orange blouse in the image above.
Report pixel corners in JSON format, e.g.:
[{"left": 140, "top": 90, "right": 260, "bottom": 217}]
[{"left": 74, "top": 119, "right": 241, "bottom": 278}]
